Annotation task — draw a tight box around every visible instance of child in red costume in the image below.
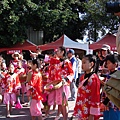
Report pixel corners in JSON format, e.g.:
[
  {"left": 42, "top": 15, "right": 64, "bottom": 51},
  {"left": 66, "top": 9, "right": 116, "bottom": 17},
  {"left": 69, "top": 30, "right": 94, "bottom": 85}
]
[
  {"left": 73, "top": 54, "right": 100, "bottom": 120},
  {"left": 0, "top": 62, "right": 8, "bottom": 95},
  {"left": 2, "top": 64, "right": 21, "bottom": 118},
  {"left": 15, "top": 61, "right": 26, "bottom": 103},
  {"left": 27, "top": 59, "right": 43, "bottom": 120},
  {"left": 10, "top": 52, "right": 21, "bottom": 68},
  {"left": 48, "top": 47, "right": 74, "bottom": 120}
]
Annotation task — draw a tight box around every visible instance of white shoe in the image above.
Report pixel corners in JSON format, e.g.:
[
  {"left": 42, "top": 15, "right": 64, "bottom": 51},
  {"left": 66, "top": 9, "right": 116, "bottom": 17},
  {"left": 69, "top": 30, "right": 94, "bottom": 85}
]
[
  {"left": 6, "top": 114, "right": 11, "bottom": 118},
  {"left": 68, "top": 97, "right": 75, "bottom": 101},
  {"left": 54, "top": 116, "right": 60, "bottom": 120}
]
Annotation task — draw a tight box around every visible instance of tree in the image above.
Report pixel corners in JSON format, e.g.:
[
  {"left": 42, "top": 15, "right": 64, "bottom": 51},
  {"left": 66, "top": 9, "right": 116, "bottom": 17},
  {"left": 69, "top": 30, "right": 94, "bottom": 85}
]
[
  {"left": 32, "top": 0, "right": 82, "bottom": 43},
  {"left": 0, "top": 0, "right": 38, "bottom": 47},
  {"left": 0, "top": 0, "right": 83, "bottom": 46},
  {"left": 79, "top": 0, "right": 120, "bottom": 42},
  {"left": 1, "top": 0, "right": 118, "bottom": 47}
]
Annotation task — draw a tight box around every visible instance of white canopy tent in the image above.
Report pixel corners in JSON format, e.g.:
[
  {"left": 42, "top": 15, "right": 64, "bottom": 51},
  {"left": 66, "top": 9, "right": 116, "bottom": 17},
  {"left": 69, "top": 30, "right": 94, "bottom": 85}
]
[{"left": 38, "top": 34, "right": 89, "bottom": 52}]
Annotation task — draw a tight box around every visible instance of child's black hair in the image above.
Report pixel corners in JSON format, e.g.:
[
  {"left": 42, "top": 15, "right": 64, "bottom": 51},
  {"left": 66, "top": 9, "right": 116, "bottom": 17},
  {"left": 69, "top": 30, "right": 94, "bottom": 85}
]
[
  {"left": 105, "top": 54, "right": 118, "bottom": 64},
  {"left": 32, "top": 59, "right": 39, "bottom": 68},
  {"left": 83, "top": 54, "right": 97, "bottom": 86},
  {"left": 59, "top": 47, "right": 67, "bottom": 68},
  {"left": 83, "top": 54, "right": 97, "bottom": 73},
  {"left": 59, "top": 46, "right": 67, "bottom": 57}
]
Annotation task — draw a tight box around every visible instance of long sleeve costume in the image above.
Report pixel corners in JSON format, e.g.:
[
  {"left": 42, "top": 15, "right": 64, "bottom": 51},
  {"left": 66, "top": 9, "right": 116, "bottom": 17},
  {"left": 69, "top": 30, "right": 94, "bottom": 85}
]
[{"left": 73, "top": 73, "right": 100, "bottom": 119}]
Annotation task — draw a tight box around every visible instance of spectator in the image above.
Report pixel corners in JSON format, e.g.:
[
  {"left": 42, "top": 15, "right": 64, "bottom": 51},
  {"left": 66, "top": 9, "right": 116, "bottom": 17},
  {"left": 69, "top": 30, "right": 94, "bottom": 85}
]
[
  {"left": 67, "top": 49, "right": 78, "bottom": 101},
  {"left": 95, "top": 44, "right": 111, "bottom": 74},
  {"left": 101, "top": 44, "right": 111, "bottom": 57},
  {"left": 75, "top": 55, "right": 82, "bottom": 88},
  {"left": 29, "top": 48, "right": 44, "bottom": 60}
]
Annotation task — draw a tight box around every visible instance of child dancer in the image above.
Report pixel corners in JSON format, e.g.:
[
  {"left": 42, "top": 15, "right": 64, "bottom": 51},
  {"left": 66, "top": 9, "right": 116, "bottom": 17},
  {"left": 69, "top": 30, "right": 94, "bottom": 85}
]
[
  {"left": 2, "top": 64, "right": 21, "bottom": 118},
  {"left": 15, "top": 61, "right": 26, "bottom": 104},
  {"left": 101, "top": 54, "right": 120, "bottom": 120},
  {"left": 40, "top": 62, "right": 49, "bottom": 116},
  {"left": 48, "top": 47, "right": 74, "bottom": 120},
  {"left": 73, "top": 54, "right": 101, "bottom": 120},
  {"left": 10, "top": 52, "right": 20, "bottom": 68},
  {"left": 27, "top": 59, "right": 43, "bottom": 120},
  {"left": 43, "top": 52, "right": 58, "bottom": 118},
  {"left": 25, "top": 60, "right": 32, "bottom": 106},
  {"left": 0, "top": 62, "right": 8, "bottom": 103}
]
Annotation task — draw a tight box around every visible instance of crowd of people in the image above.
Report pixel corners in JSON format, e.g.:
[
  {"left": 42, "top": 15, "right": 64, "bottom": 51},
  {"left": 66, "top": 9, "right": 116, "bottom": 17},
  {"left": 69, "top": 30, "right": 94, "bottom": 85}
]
[{"left": 0, "top": 45, "right": 120, "bottom": 120}]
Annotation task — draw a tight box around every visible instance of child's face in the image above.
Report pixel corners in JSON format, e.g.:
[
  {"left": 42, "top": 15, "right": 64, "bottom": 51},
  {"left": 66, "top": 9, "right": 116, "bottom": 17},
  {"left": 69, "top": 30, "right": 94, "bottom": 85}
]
[
  {"left": 106, "top": 60, "right": 117, "bottom": 71},
  {"left": 9, "top": 64, "right": 15, "bottom": 73},
  {"left": 56, "top": 48, "right": 64, "bottom": 58},
  {"left": 31, "top": 63, "right": 37, "bottom": 70},
  {"left": 1, "top": 63, "right": 6, "bottom": 69},
  {"left": 82, "top": 57, "right": 93, "bottom": 73}
]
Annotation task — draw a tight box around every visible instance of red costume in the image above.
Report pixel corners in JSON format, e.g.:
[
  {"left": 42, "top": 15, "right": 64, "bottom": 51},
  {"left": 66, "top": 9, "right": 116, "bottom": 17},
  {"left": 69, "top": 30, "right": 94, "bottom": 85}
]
[
  {"left": 10, "top": 60, "right": 19, "bottom": 68},
  {"left": 14, "top": 68, "right": 25, "bottom": 83},
  {"left": 73, "top": 73, "right": 100, "bottom": 120},
  {"left": 0, "top": 69, "right": 8, "bottom": 94},
  {"left": 48, "top": 58, "right": 73, "bottom": 82},
  {"left": 2, "top": 73, "right": 21, "bottom": 93},
  {"left": 28, "top": 70, "right": 43, "bottom": 100},
  {"left": 47, "top": 58, "right": 74, "bottom": 105}
]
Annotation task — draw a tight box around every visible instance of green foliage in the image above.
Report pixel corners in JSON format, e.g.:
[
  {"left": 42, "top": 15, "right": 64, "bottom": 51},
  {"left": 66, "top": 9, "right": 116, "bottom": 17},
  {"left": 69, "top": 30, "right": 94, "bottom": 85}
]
[
  {"left": 0, "top": 0, "right": 29, "bottom": 47},
  {"left": 0, "top": 0, "right": 81, "bottom": 46},
  {"left": 0, "top": 0, "right": 119, "bottom": 47},
  {"left": 80, "top": 0, "right": 119, "bottom": 41}
]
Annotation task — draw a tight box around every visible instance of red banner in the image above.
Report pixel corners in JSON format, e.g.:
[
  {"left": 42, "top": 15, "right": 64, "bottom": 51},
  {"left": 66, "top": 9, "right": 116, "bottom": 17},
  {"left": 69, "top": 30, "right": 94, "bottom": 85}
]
[{"left": 7, "top": 50, "right": 22, "bottom": 54}]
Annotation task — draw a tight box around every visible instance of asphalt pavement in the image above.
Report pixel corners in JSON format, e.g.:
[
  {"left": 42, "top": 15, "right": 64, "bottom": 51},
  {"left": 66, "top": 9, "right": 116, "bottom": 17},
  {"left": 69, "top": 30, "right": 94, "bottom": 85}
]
[
  {"left": 0, "top": 95, "right": 103, "bottom": 120},
  {"left": 0, "top": 95, "right": 75, "bottom": 120}
]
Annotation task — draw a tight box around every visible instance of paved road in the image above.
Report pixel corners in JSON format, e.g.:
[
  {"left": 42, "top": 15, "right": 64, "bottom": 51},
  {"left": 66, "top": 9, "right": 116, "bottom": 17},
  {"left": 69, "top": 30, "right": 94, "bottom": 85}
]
[
  {"left": 0, "top": 96, "right": 75, "bottom": 120},
  {"left": 0, "top": 95, "right": 103, "bottom": 120}
]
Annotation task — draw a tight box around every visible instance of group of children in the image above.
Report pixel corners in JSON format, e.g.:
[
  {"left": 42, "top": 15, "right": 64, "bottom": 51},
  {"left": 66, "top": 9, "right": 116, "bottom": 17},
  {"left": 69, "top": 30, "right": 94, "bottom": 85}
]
[
  {"left": 0, "top": 52, "right": 29, "bottom": 118},
  {"left": 0, "top": 46, "right": 120, "bottom": 120}
]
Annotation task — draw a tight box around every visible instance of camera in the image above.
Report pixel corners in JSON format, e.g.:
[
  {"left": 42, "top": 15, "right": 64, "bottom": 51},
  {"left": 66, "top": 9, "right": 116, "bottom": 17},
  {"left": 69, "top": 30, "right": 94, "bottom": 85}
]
[{"left": 106, "top": 1, "right": 120, "bottom": 13}]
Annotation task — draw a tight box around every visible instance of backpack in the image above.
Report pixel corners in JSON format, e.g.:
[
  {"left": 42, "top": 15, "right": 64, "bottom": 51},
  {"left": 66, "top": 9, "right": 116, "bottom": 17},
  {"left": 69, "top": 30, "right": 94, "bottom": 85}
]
[{"left": 103, "top": 70, "right": 120, "bottom": 108}]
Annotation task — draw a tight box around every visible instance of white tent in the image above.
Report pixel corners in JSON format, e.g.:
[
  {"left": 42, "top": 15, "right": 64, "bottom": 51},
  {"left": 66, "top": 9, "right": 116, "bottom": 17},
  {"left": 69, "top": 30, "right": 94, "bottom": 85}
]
[{"left": 38, "top": 34, "right": 89, "bottom": 52}]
